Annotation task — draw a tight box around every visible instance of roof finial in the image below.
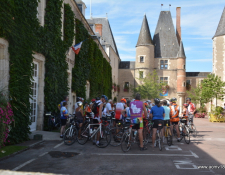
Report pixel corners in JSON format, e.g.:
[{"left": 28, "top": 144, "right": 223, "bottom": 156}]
[
  {"left": 169, "top": 4, "right": 171, "bottom": 11},
  {"left": 106, "top": 13, "right": 108, "bottom": 19},
  {"left": 161, "top": 4, "right": 163, "bottom": 11}
]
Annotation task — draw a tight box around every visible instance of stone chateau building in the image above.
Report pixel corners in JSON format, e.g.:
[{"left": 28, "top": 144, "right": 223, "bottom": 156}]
[
  {"left": 118, "top": 7, "right": 210, "bottom": 112},
  {"left": 212, "top": 7, "right": 225, "bottom": 107}
]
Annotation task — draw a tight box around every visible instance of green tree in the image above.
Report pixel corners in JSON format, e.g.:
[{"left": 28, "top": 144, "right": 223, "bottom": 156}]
[
  {"left": 202, "top": 74, "right": 225, "bottom": 107},
  {"left": 131, "top": 70, "right": 166, "bottom": 99}
]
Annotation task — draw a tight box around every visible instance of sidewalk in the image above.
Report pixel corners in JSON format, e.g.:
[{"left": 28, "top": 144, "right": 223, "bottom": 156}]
[
  {"left": 29, "top": 131, "right": 62, "bottom": 141},
  {"left": 193, "top": 117, "right": 225, "bottom": 164}
]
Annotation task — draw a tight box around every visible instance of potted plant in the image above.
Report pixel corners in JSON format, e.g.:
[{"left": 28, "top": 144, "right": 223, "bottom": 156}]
[
  {"left": 195, "top": 107, "right": 206, "bottom": 118},
  {"left": 124, "top": 83, "right": 129, "bottom": 92},
  {"left": 209, "top": 105, "right": 225, "bottom": 122},
  {"left": 117, "top": 85, "right": 120, "bottom": 93}
]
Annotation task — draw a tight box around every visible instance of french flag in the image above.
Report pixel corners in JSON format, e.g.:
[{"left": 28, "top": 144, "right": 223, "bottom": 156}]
[{"left": 71, "top": 42, "right": 83, "bottom": 55}]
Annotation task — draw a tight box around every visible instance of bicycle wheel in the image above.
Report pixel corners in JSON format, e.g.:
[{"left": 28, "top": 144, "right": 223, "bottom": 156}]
[
  {"left": 77, "top": 126, "right": 89, "bottom": 145},
  {"left": 143, "top": 128, "right": 151, "bottom": 145},
  {"left": 110, "top": 127, "right": 123, "bottom": 147},
  {"left": 158, "top": 130, "right": 162, "bottom": 151},
  {"left": 64, "top": 127, "right": 77, "bottom": 145},
  {"left": 96, "top": 127, "right": 111, "bottom": 148},
  {"left": 166, "top": 128, "right": 173, "bottom": 146},
  {"left": 121, "top": 132, "right": 132, "bottom": 152},
  {"left": 184, "top": 126, "right": 190, "bottom": 144},
  {"left": 191, "top": 125, "right": 197, "bottom": 137}
]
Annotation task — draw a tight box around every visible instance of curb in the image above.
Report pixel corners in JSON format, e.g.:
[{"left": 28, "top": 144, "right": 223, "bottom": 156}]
[{"left": 0, "top": 140, "right": 44, "bottom": 162}]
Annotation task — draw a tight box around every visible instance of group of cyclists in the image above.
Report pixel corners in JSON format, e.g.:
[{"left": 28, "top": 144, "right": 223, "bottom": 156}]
[{"left": 58, "top": 93, "right": 196, "bottom": 150}]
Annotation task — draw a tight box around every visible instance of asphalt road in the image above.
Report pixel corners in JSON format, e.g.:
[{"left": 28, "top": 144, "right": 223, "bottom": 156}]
[{"left": 0, "top": 118, "right": 225, "bottom": 175}]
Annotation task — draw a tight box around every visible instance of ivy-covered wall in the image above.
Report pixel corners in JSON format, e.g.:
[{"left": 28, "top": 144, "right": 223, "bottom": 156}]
[
  {"left": 72, "top": 19, "right": 112, "bottom": 100},
  {"left": 0, "top": 0, "right": 75, "bottom": 143}
]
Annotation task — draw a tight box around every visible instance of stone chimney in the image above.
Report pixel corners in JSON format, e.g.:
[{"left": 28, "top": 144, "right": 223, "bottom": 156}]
[
  {"left": 176, "top": 7, "right": 181, "bottom": 45},
  {"left": 95, "top": 24, "right": 102, "bottom": 36}
]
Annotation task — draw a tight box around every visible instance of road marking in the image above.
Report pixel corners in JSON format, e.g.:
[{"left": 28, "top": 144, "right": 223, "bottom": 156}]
[
  {"left": 53, "top": 142, "right": 64, "bottom": 148},
  {"left": 165, "top": 145, "right": 182, "bottom": 151},
  {"left": 12, "top": 158, "right": 36, "bottom": 171},
  {"left": 190, "top": 150, "right": 199, "bottom": 158},
  {"left": 173, "top": 160, "right": 198, "bottom": 169},
  {"left": 39, "top": 152, "right": 48, "bottom": 157},
  {"left": 91, "top": 153, "right": 197, "bottom": 157}
]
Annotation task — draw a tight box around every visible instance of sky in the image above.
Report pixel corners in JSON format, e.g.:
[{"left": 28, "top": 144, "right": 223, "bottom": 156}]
[{"left": 82, "top": 0, "right": 225, "bottom": 72}]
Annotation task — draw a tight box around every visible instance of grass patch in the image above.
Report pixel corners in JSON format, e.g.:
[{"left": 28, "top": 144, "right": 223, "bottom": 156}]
[{"left": 0, "top": 145, "right": 27, "bottom": 158}]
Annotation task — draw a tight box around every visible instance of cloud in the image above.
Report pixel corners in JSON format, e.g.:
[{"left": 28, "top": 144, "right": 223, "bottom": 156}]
[{"left": 187, "top": 59, "right": 212, "bottom": 62}]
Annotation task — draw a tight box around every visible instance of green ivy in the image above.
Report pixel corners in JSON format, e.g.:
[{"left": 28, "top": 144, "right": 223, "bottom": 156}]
[
  {"left": 72, "top": 19, "right": 112, "bottom": 99},
  {"left": 0, "top": 0, "right": 75, "bottom": 143}
]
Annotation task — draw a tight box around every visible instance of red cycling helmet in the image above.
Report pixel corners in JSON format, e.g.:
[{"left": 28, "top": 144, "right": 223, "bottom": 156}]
[
  {"left": 91, "top": 99, "right": 96, "bottom": 102},
  {"left": 183, "top": 103, "right": 188, "bottom": 107}
]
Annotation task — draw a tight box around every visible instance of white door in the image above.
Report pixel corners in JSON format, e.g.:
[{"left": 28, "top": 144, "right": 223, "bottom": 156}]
[{"left": 30, "top": 62, "right": 39, "bottom": 131}]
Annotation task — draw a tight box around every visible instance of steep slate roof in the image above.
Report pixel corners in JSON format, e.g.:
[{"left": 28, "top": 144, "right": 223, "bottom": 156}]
[
  {"left": 136, "top": 15, "right": 153, "bottom": 47},
  {"left": 177, "top": 41, "right": 186, "bottom": 58},
  {"left": 186, "top": 72, "right": 210, "bottom": 77},
  {"left": 153, "top": 11, "right": 179, "bottom": 58},
  {"left": 119, "top": 61, "right": 135, "bottom": 69},
  {"left": 214, "top": 7, "right": 225, "bottom": 38},
  {"left": 87, "top": 18, "right": 120, "bottom": 58}
]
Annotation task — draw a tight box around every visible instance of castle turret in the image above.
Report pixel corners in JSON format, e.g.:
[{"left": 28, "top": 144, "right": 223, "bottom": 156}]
[{"left": 135, "top": 15, "right": 154, "bottom": 85}]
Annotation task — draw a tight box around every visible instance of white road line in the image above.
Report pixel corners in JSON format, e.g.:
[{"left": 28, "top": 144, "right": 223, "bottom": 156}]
[
  {"left": 39, "top": 152, "right": 48, "bottom": 157},
  {"left": 91, "top": 153, "right": 197, "bottom": 157},
  {"left": 53, "top": 142, "right": 64, "bottom": 148},
  {"left": 189, "top": 150, "right": 199, "bottom": 158},
  {"left": 12, "top": 158, "right": 36, "bottom": 171}
]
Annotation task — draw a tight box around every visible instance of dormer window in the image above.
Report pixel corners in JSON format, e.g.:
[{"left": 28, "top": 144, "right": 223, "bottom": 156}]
[{"left": 140, "top": 56, "right": 144, "bottom": 63}]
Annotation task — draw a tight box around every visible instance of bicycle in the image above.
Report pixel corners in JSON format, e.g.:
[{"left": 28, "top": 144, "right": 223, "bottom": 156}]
[
  {"left": 179, "top": 117, "right": 190, "bottom": 144},
  {"left": 63, "top": 115, "right": 78, "bottom": 145},
  {"left": 45, "top": 112, "right": 61, "bottom": 131},
  {"left": 155, "top": 120, "right": 163, "bottom": 151},
  {"left": 109, "top": 117, "right": 127, "bottom": 147},
  {"left": 143, "top": 119, "right": 153, "bottom": 145},
  {"left": 164, "top": 120, "right": 172, "bottom": 146},
  {"left": 188, "top": 119, "right": 197, "bottom": 137},
  {"left": 77, "top": 118, "right": 111, "bottom": 148},
  {"left": 120, "top": 123, "right": 139, "bottom": 152}
]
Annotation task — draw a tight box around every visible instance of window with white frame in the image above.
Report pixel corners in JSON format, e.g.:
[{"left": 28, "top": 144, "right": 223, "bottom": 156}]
[
  {"left": 160, "top": 60, "right": 168, "bottom": 69},
  {"left": 186, "top": 80, "right": 191, "bottom": 85},
  {"left": 140, "top": 56, "right": 144, "bottom": 63},
  {"left": 160, "top": 77, "right": 168, "bottom": 84}
]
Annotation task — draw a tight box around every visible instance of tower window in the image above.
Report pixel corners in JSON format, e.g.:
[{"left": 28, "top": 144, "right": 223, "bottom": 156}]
[
  {"left": 160, "top": 60, "right": 168, "bottom": 69},
  {"left": 160, "top": 77, "right": 168, "bottom": 84},
  {"left": 140, "top": 56, "right": 144, "bottom": 63},
  {"left": 139, "top": 71, "right": 143, "bottom": 79},
  {"left": 183, "top": 82, "right": 186, "bottom": 87}
]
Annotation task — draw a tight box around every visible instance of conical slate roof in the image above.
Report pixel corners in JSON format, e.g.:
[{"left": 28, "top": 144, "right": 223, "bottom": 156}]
[
  {"left": 177, "top": 41, "right": 186, "bottom": 58},
  {"left": 153, "top": 11, "right": 179, "bottom": 58},
  {"left": 214, "top": 7, "right": 225, "bottom": 38},
  {"left": 136, "top": 15, "right": 153, "bottom": 47}
]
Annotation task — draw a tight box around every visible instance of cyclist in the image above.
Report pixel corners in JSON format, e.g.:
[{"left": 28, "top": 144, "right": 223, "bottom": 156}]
[
  {"left": 73, "top": 97, "right": 82, "bottom": 114},
  {"left": 162, "top": 100, "right": 171, "bottom": 143},
  {"left": 84, "top": 101, "right": 92, "bottom": 117},
  {"left": 76, "top": 102, "right": 85, "bottom": 139},
  {"left": 186, "top": 97, "right": 196, "bottom": 125},
  {"left": 170, "top": 97, "right": 181, "bottom": 142},
  {"left": 58, "top": 96, "right": 68, "bottom": 110},
  {"left": 105, "top": 99, "right": 113, "bottom": 118},
  {"left": 130, "top": 93, "right": 147, "bottom": 151},
  {"left": 92, "top": 97, "right": 103, "bottom": 145},
  {"left": 60, "top": 102, "right": 69, "bottom": 138},
  {"left": 150, "top": 98, "right": 165, "bottom": 147}
]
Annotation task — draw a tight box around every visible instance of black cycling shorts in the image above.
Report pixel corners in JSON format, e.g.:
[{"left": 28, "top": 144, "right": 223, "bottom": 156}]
[
  {"left": 164, "top": 120, "right": 170, "bottom": 126},
  {"left": 61, "top": 119, "right": 67, "bottom": 126},
  {"left": 132, "top": 124, "right": 140, "bottom": 130},
  {"left": 171, "top": 121, "right": 179, "bottom": 125},
  {"left": 153, "top": 120, "right": 164, "bottom": 129},
  {"left": 93, "top": 119, "right": 99, "bottom": 128}
]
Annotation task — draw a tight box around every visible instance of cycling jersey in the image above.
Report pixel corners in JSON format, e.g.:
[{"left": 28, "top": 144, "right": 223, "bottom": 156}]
[
  {"left": 150, "top": 105, "right": 165, "bottom": 120},
  {"left": 130, "top": 100, "right": 143, "bottom": 129},
  {"left": 188, "top": 102, "right": 195, "bottom": 114},
  {"left": 170, "top": 104, "right": 180, "bottom": 122}
]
